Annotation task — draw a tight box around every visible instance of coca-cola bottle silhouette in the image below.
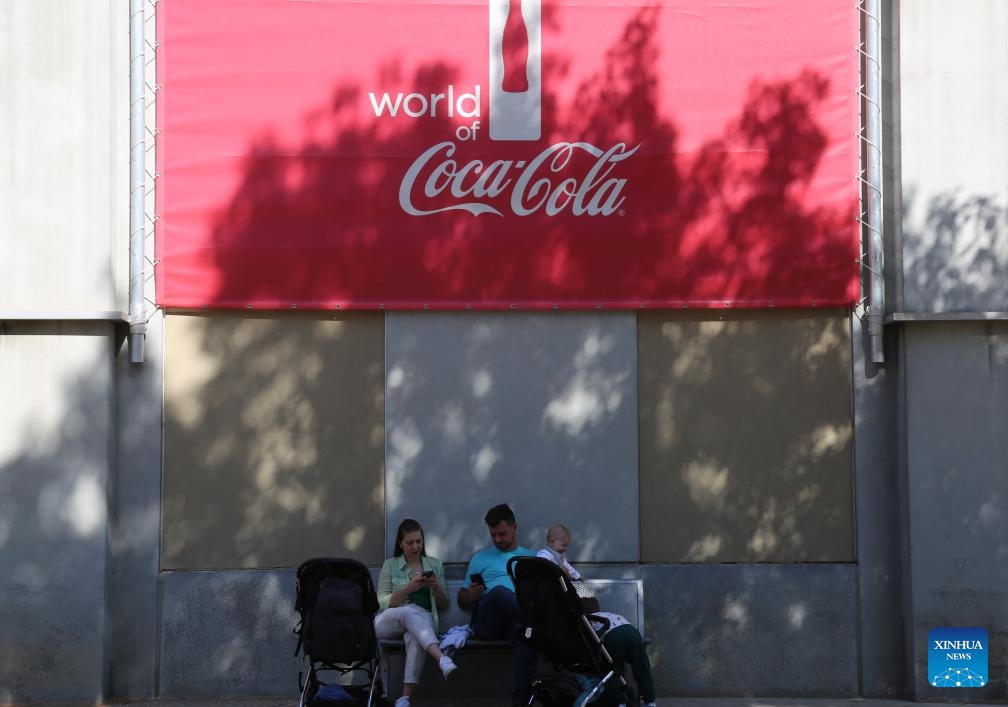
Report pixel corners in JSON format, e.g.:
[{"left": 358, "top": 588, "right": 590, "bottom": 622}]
[
  {"left": 501, "top": 0, "right": 530, "bottom": 93},
  {"left": 489, "top": 0, "right": 540, "bottom": 141}
]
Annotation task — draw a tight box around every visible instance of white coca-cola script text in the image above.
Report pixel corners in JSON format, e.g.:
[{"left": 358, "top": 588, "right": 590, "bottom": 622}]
[{"left": 399, "top": 141, "right": 639, "bottom": 217}]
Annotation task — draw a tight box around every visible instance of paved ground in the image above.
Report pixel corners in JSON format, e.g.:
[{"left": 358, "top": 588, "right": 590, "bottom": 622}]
[{"left": 67, "top": 698, "right": 1005, "bottom": 707}]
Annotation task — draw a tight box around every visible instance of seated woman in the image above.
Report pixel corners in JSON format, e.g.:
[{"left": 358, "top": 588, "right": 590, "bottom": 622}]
[{"left": 375, "top": 518, "right": 458, "bottom": 707}]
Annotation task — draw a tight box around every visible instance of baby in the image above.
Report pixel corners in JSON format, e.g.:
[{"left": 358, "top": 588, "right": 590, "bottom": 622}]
[
  {"left": 536, "top": 523, "right": 582, "bottom": 581},
  {"left": 581, "top": 597, "right": 656, "bottom": 707}
]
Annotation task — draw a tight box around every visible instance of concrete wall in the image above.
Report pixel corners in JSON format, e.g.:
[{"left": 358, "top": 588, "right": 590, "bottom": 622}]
[
  {"left": 901, "top": 324, "right": 1008, "bottom": 700},
  {"left": 641, "top": 564, "right": 857, "bottom": 696},
  {"left": 0, "top": 323, "right": 114, "bottom": 702},
  {"left": 384, "top": 312, "right": 639, "bottom": 563},
  {"left": 159, "top": 310, "right": 854, "bottom": 555},
  {"left": 162, "top": 313, "right": 385, "bottom": 569},
  {"left": 0, "top": 1, "right": 129, "bottom": 313},
  {"left": 897, "top": 1, "right": 1008, "bottom": 701},
  {"left": 851, "top": 314, "right": 906, "bottom": 697},
  {"left": 899, "top": 1, "right": 1008, "bottom": 314},
  {"left": 155, "top": 563, "right": 859, "bottom": 700},
  {"left": 159, "top": 569, "right": 301, "bottom": 698},
  {"left": 0, "top": 1, "right": 130, "bottom": 702},
  {"left": 148, "top": 308, "right": 857, "bottom": 699},
  {"left": 638, "top": 310, "right": 854, "bottom": 563},
  {"left": 106, "top": 312, "right": 163, "bottom": 699}
]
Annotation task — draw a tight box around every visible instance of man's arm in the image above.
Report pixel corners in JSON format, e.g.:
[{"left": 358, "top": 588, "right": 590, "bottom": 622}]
[
  {"left": 457, "top": 556, "right": 484, "bottom": 609},
  {"left": 457, "top": 584, "right": 476, "bottom": 610}
]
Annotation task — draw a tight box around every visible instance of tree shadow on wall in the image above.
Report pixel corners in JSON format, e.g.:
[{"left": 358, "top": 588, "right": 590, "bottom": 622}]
[
  {"left": 0, "top": 324, "right": 118, "bottom": 701},
  {"left": 161, "top": 311, "right": 386, "bottom": 570},
  {"left": 638, "top": 308, "right": 855, "bottom": 563},
  {"left": 898, "top": 188, "right": 1008, "bottom": 701},
  {"left": 159, "top": 7, "right": 859, "bottom": 688},
  {"left": 901, "top": 186, "right": 1008, "bottom": 312},
  {"left": 380, "top": 310, "right": 640, "bottom": 564},
  {"left": 202, "top": 5, "right": 855, "bottom": 307}
]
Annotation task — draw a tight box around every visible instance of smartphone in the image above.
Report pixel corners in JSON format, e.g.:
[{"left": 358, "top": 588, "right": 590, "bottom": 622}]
[
  {"left": 422, "top": 570, "right": 434, "bottom": 579},
  {"left": 469, "top": 572, "right": 485, "bottom": 586}
]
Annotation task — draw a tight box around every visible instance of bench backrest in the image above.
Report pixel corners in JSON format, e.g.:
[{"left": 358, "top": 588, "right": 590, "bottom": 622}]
[{"left": 438, "top": 578, "right": 645, "bottom": 635}]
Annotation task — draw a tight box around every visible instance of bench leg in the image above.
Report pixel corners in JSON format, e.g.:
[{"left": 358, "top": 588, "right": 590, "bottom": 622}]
[{"left": 379, "top": 649, "right": 390, "bottom": 698}]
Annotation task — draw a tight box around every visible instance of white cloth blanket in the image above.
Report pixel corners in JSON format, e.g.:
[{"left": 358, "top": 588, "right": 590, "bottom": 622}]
[{"left": 438, "top": 624, "right": 472, "bottom": 654}]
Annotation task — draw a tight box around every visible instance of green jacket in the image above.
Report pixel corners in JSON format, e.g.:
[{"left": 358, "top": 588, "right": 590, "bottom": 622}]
[{"left": 376, "top": 554, "right": 448, "bottom": 628}]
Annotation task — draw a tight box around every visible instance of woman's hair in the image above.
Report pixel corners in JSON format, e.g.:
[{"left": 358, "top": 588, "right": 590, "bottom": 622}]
[{"left": 393, "top": 518, "right": 426, "bottom": 557}]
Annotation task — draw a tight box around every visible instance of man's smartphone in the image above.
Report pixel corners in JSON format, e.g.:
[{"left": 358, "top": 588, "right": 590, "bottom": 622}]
[
  {"left": 469, "top": 572, "right": 485, "bottom": 586},
  {"left": 422, "top": 570, "right": 434, "bottom": 579}
]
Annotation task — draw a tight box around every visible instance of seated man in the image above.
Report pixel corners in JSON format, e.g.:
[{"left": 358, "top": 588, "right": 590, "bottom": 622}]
[{"left": 457, "top": 503, "right": 537, "bottom": 707}]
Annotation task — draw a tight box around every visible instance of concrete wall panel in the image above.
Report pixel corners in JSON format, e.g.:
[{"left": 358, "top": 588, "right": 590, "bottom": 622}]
[
  {"left": 106, "top": 312, "right": 164, "bottom": 699},
  {"left": 643, "top": 564, "right": 858, "bottom": 695},
  {"left": 0, "top": 1, "right": 129, "bottom": 312},
  {"left": 899, "top": 2, "right": 1008, "bottom": 313},
  {"left": 0, "top": 323, "right": 113, "bottom": 702},
  {"left": 904, "top": 323, "right": 1008, "bottom": 700},
  {"left": 158, "top": 563, "right": 857, "bottom": 699},
  {"left": 159, "top": 569, "right": 300, "bottom": 698},
  {"left": 163, "top": 313, "right": 385, "bottom": 569},
  {"left": 641, "top": 564, "right": 858, "bottom": 695},
  {"left": 851, "top": 315, "right": 908, "bottom": 696},
  {"left": 384, "top": 312, "right": 638, "bottom": 563},
  {"left": 638, "top": 310, "right": 854, "bottom": 563}
]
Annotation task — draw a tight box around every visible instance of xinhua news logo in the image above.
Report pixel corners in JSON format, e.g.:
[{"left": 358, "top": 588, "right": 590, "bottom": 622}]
[{"left": 929, "top": 627, "right": 988, "bottom": 688}]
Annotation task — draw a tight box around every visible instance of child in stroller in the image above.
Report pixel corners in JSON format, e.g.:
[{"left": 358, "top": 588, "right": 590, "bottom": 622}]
[
  {"left": 581, "top": 597, "right": 656, "bottom": 707},
  {"left": 507, "top": 555, "right": 634, "bottom": 707}
]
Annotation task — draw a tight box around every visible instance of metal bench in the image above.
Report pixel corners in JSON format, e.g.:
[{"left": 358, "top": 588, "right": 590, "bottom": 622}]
[{"left": 378, "top": 578, "right": 646, "bottom": 691}]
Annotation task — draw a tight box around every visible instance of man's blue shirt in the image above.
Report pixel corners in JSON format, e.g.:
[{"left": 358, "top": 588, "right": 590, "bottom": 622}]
[{"left": 465, "top": 544, "right": 536, "bottom": 592}]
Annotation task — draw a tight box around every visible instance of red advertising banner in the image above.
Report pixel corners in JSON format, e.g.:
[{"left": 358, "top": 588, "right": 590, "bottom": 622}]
[{"left": 155, "top": 0, "right": 859, "bottom": 310}]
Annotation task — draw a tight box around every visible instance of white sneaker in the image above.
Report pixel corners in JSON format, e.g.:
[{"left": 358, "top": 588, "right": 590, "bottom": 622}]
[
  {"left": 438, "top": 654, "right": 458, "bottom": 678},
  {"left": 643, "top": 702, "right": 657, "bottom": 707},
  {"left": 394, "top": 697, "right": 410, "bottom": 707}
]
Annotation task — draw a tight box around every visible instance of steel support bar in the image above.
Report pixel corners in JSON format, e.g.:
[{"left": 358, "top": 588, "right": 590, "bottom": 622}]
[
  {"left": 128, "top": 0, "right": 146, "bottom": 363},
  {"left": 864, "top": 0, "right": 885, "bottom": 363}
]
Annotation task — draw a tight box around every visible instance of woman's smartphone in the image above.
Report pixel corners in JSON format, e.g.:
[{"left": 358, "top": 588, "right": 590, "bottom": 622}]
[
  {"left": 469, "top": 572, "right": 485, "bottom": 586},
  {"left": 422, "top": 570, "right": 434, "bottom": 579}
]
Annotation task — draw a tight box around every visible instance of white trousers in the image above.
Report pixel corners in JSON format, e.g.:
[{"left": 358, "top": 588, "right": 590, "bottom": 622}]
[{"left": 374, "top": 604, "right": 438, "bottom": 685}]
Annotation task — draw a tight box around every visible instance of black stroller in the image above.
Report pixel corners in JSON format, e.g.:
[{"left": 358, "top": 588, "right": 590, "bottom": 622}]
[
  {"left": 294, "top": 557, "right": 387, "bottom": 707},
  {"left": 508, "top": 556, "right": 634, "bottom": 707}
]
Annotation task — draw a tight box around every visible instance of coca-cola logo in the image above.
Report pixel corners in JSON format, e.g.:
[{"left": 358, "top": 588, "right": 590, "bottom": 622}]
[
  {"left": 399, "top": 140, "right": 639, "bottom": 217},
  {"left": 366, "top": 82, "right": 640, "bottom": 217},
  {"left": 368, "top": 0, "right": 638, "bottom": 217}
]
